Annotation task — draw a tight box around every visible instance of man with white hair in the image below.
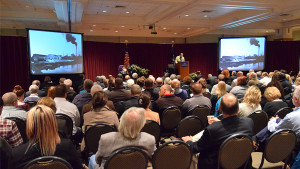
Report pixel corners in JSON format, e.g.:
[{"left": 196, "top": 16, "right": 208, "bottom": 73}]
[
  {"left": 23, "top": 85, "right": 40, "bottom": 103},
  {"left": 1, "top": 92, "right": 27, "bottom": 120},
  {"left": 64, "top": 79, "right": 77, "bottom": 102},
  {"left": 260, "top": 72, "right": 271, "bottom": 86},
  {"left": 132, "top": 73, "right": 138, "bottom": 84},
  {"left": 95, "top": 76, "right": 106, "bottom": 88},
  {"left": 171, "top": 79, "right": 188, "bottom": 101},
  {"left": 126, "top": 79, "right": 135, "bottom": 89},
  {"left": 25, "top": 80, "right": 46, "bottom": 98}
]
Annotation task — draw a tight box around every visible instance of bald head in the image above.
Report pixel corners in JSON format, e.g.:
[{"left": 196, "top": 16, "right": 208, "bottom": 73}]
[
  {"left": 159, "top": 85, "right": 173, "bottom": 96},
  {"left": 131, "top": 84, "right": 142, "bottom": 96},
  {"left": 192, "top": 83, "right": 203, "bottom": 95},
  {"left": 156, "top": 77, "right": 163, "bottom": 86},
  {"left": 171, "top": 79, "right": 180, "bottom": 89},
  {"left": 2, "top": 92, "right": 18, "bottom": 106},
  {"left": 220, "top": 93, "right": 239, "bottom": 116},
  {"left": 91, "top": 85, "right": 103, "bottom": 96},
  {"left": 218, "top": 74, "right": 225, "bottom": 81}
]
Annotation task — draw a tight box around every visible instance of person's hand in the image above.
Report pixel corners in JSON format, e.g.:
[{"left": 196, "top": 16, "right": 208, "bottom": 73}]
[
  {"left": 208, "top": 117, "right": 220, "bottom": 125},
  {"left": 181, "top": 136, "right": 193, "bottom": 142},
  {"left": 269, "top": 115, "right": 279, "bottom": 121}
]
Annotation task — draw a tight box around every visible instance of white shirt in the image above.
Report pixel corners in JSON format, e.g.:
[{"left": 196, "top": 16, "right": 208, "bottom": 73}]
[
  {"left": 260, "top": 77, "right": 271, "bottom": 86},
  {"left": 1, "top": 106, "right": 27, "bottom": 121},
  {"left": 54, "top": 97, "right": 80, "bottom": 135}
]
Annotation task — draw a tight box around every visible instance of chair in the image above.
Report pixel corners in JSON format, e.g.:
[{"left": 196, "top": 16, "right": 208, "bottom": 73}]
[
  {"left": 160, "top": 106, "right": 182, "bottom": 136},
  {"left": 5, "top": 117, "right": 27, "bottom": 143},
  {"left": 188, "top": 105, "right": 210, "bottom": 128},
  {"left": 248, "top": 110, "right": 268, "bottom": 135},
  {"left": 26, "top": 101, "right": 37, "bottom": 108},
  {"left": 176, "top": 115, "right": 203, "bottom": 138},
  {"left": 84, "top": 123, "right": 116, "bottom": 156},
  {"left": 23, "top": 156, "right": 72, "bottom": 169},
  {"left": 141, "top": 120, "right": 161, "bottom": 144},
  {"left": 202, "top": 92, "right": 211, "bottom": 99},
  {"left": 218, "top": 134, "right": 253, "bottom": 169},
  {"left": 104, "top": 146, "right": 149, "bottom": 169},
  {"left": 252, "top": 129, "right": 296, "bottom": 169},
  {"left": 152, "top": 140, "right": 192, "bottom": 169},
  {"left": 56, "top": 113, "right": 73, "bottom": 139},
  {"left": 274, "top": 107, "right": 293, "bottom": 119},
  {"left": 0, "top": 137, "right": 12, "bottom": 169}
]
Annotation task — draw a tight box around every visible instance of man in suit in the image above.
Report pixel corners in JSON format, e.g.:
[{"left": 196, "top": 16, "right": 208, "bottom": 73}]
[
  {"left": 144, "top": 78, "right": 159, "bottom": 101},
  {"left": 175, "top": 53, "right": 185, "bottom": 64},
  {"left": 182, "top": 93, "right": 253, "bottom": 169},
  {"left": 123, "top": 84, "right": 142, "bottom": 111},
  {"left": 107, "top": 78, "right": 131, "bottom": 103},
  {"left": 25, "top": 80, "right": 46, "bottom": 98}
]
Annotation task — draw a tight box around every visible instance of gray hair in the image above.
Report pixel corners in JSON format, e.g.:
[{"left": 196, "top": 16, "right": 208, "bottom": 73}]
[
  {"left": 64, "top": 79, "right": 72, "bottom": 87},
  {"left": 2, "top": 92, "right": 17, "bottom": 105},
  {"left": 164, "top": 77, "right": 171, "bottom": 85},
  {"left": 208, "top": 74, "right": 212, "bottom": 78},
  {"left": 294, "top": 86, "right": 300, "bottom": 100},
  {"left": 132, "top": 73, "right": 138, "bottom": 79},
  {"left": 170, "top": 74, "right": 177, "bottom": 80},
  {"left": 127, "top": 79, "right": 135, "bottom": 89},
  {"left": 119, "top": 107, "right": 146, "bottom": 139},
  {"left": 29, "top": 84, "right": 39, "bottom": 94},
  {"left": 91, "top": 85, "right": 103, "bottom": 96}
]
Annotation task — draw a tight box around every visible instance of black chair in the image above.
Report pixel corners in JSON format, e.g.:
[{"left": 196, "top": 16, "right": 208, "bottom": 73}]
[
  {"left": 160, "top": 106, "right": 182, "bottom": 136},
  {"left": 252, "top": 129, "right": 296, "bottom": 169},
  {"left": 188, "top": 105, "right": 210, "bottom": 128},
  {"left": 218, "top": 134, "right": 253, "bottom": 169},
  {"left": 274, "top": 107, "right": 293, "bottom": 119},
  {"left": 104, "top": 146, "right": 149, "bottom": 169},
  {"left": 26, "top": 101, "right": 37, "bottom": 108},
  {"left": 152, "top": 140, "right": 192, "bottom": 169},
  {"left": 248, "top": 110, "right": 268, "bottom": 135},
  {"left": 0, "top": 136, "right": 12, "bottom": 169},
  {"left": 84, "top": 123, "right": 116, "bottom": 156},
  {"left": 5, "top": 117, "right": 27, "bottom": 143},
  {"left": 141, "top": 120, "right": 161, "bottom": 144},
  {"left": 176, "top": 115, "right": 203, "bottom": 138},
  {"left": 202, "top": 92, "right": 211, "bottom": 99},
  {"left": 23, "top": 156, "right": 72, "bottom": 169},
  {"left": 56, "top": 113, "right": 73, "bottom": 139}
]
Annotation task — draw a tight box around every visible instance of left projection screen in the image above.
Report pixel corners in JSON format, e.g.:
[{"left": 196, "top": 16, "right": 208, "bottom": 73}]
[{"left": 28, "top": 29, "right": 84, "bottom": 75}]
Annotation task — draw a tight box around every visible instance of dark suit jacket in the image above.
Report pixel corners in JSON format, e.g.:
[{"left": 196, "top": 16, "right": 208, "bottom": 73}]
[
  {"left": 107, "top": 88, "right": 131, "bottom": 103},
  {"left": 123, "top": 96, "right": 140, "bottom": 111},
  {"left": 144, "top": 88, "right": 159, "bottom": 101},
  {"left": 25, "top": 90, "right": 46, "bottom": 98},
  {"left": 187, "top": 116, "right": 253, "bottom": 169},
  {"left": 263, "top": 100, "right": 288, "bottom": 118},
  {"left": 12, "top": 139, "right": 83, "bottom": 169},
  {"left": 153, "top": 94, "right": 183, "bottom": 114}
]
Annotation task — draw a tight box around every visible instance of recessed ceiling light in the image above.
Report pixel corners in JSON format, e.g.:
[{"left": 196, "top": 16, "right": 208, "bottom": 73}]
[
  {"left": 185, "top": 14, "right": 189, "bottom": 17},
  {"left": 187, "top": 27, "right": 191, "bottom": 30},
  {"left": 266, "top": 30, "right": 269, "bottom": 33},
  {"left": 121, "top": 25, "right": 125, "bottom": 28},
  {"left": 163, "top": 27, "right": 166, "bottom": 30},
  {"left": 102, "top": 10, "right": 107, "bottom": 13},
  {"left": 115, "top": 30, "right": 119, "bottom": 32},
  {"left": 25, "top": 5, "right": 30, "bottom": 8},
  {"left": 174, "top": 32, "right": 177, "bottom": 34},
  {"left": 92, "top": 25, "right": 96, "bottom": 27},
  {"left": 204, "top": 15, "right": 208, "bottom": 18},
  {"left": 125, "top": 11, "right": 130, "bottom": 14},
  {"left": 90, "top": 30, "right": 93, "bottom": 32}
]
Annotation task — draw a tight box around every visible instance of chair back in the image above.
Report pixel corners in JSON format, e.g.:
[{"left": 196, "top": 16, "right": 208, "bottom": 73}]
[
  {"left": 23, "top": 156, "right": 72, "bottom": 169},
  {"left": 56, "top": 114, "right": 73, "bottom": 139},
  {"left": 161, "top": 106, "right": 181, "bottom": 130},
  {"left": 152, "top": 140, "right": 192, "bottom": 169},
  {"left": 0, "top": 137, "right": 12, "bottom": 169},
  {"left": 189, "top": 105, "right": 210, "bottom": 128},
  {"left": 27, "top": 101, "right": 37, "bottom": 108},
  {"left": 202, "top": 92, "right": 211, "bottom": 99},
  {"left": 176, "top": 116, "right": 203, "bottom": 138},
  {"left": 248, "top": 110, "right": 268, "bottom": 135},
  {"left": 274, "top": 107, "right": 293, "bottom": 119},
  {"left": 84, "top": 123, "right": 116, "bottom": 155},
  {"left": 218, "top": 134, "right": 253, "bottom": 169},
  {"left": 141, "top": 120, "right": 161, "bottom": 143},
  {"left": 5, "top": 117, "right": 27, "bottom": 142},
  {"left": 258, "top": 129, "right": 296, "bottom": 169},
  {"left": 104, "top": 146, "right": 149, "bottom": 169}
]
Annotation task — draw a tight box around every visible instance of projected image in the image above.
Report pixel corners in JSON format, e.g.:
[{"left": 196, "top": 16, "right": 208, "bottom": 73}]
[
  {"left": 219, "top": 37, "right": 265, "bottom": 71},
  {"left": 28, "top": 30, "right": 83, "bottom": 75}
]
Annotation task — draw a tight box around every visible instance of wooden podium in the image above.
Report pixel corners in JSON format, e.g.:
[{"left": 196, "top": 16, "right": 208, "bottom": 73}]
[{"left": 176, "top": 61, "right": 189, "bottom": 78}]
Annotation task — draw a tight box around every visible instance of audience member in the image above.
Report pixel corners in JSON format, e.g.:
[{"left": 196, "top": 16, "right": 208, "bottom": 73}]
[
  {"left": 136, "top": 77, "right": 145, "bottom": 89},
  {"left": 247, "top": 73, "right": 260, "bottom": 86},
  {"left": 171, "top": 79, "right": 188, "bottom": 101},
  {"left": 267, "top": 73, "right": 284, "bottom": 99},
  {"left": 1, "top": 92, "right": 27, "bottom": 120},
  {"left": 144, "top": 78, "right": 159, "bottom": 101},
  {"left": 95, "top": 76, "right": 106, "bottom": 88},
  {"left": 107, "top": 78, "right": 131, "bottom": 103},
  {"left": 64, "top": 79, "right": 77, "bottom": 102},
  {"left": 230, "top": 77, "right": 248, "bottom": 102},
  {"left": 72, "top": 79, "right": 94, "bottom": 113},
  {"left": 40, "top": 76, "right": 55, "bottom": 93},
  {"left": 198, "top": 78, "right": 210, "bottom": 93},
  {"left": 238, "top": 86, "right": 262, "bottom": 117},
  {"left": 231, "top": 71, "right": 244, "bottom": 88},
  {"left": 207, "top": 74, "right": 217, "bottom": 87},
  {"left": 126, "top": 79, "right": 135, "bottom": 89},
  {"left": 210, "top": 81, "right": 227, "bottom": 116},
  {"left": 260, "top": 72, "right": 271, "bottom": 86},
  {"left": 12, "top": 105, "right": 83, "bottom": 169},
  {"left": 132, "top": 73, "right": 138, "bottom": 84},
  {"left": 222, "top": 70, "right": 231, "bottom": 85},
  {"left": 12, "top": 85, "right": 30, "bottom": 111},
  {"left": 211, "top": 74, "right": 232, "bottom": 94},
  {"left": 279, "top": 73, "right": 292, "bottom": 95},
  {"left": 194, "top": 71, "right": 203, "bottom": 83},
  {"left": 181, "top": 83, "right": 212, "bottom": 117},
  {"left": 182, "top": 93, "right": 253, "bottom": 169},
  {"left": 25, "top": 80, "right": 46, "bottom": 98},
  {"left": 47, "top": 86, "right": 56, "bottom": 99},
  {"left": 153, "top": 77, "right": 163, "bottom": 95},
  {"left": 23, "top": 85, "right": 41, "bottom": 103},
  {"left": 138, "top": 92, "right": 160, "bottom": 124},
  {"left": 182, "top": 76, "right": 193, "bottom": 97},
  {"left": 123, "top": 84, "right": 142, "bottom": 111},
  {"left": 263, "top": 87, "right": 288, "bottom": 118},
  {"left": 37, "top": 97, "right": 56, "bottom": 112},
  {"left": 164, "top": 77, "right": 171, "bottom": 85},
  {"left": 0, "top": 116, "right": 23, "bottom": 148}
]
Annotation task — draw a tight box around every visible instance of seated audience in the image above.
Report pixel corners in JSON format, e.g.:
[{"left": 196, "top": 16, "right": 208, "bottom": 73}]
[
  {"left": 222, "top": 69, "right": 231, "bottom": 85},
  {"left": 144, "top": 78, "right": 159, "bottom": 101},
  {"left": 54, "top": 84, "right": 80, "bottom": 136},
  {"left": 194, "top": 71, "right": 203, "bottom": 83},
  {"left": 247, "top": 72, "right": 260, "bottom": 86},
  {"left": 1, "top": 92, "right": 27, "bottom": 120},
  {"left": 259, "top": 72, "right": 271, "bottom": 86},
  {"left": 181, "top": 83, "right": 212, "bottom": 117},
  {"left": 123, "top": 84, "right": 142, "bottom": 111},
  {"left": 182, "top": 76, "right": 193, "bottom": 97},
  {"left": 231, "top": 71, "right": 244, "bottom": 88},
  {"left": 126, "top": 79, "right": 135, "bottom": 89},
  {"left": 238, "top": 86, "right": 262, "bottom": 117},
  {"left": 95, "top": 75, "right": 106, "bottom": 88},
  {"left": 267, "top": 73, "right": 284, "bottom": 99},
  {"left": 25, "top": 80, "right": 46, "bottom": 98},
  {"left": 198, "top": 78, "right": 210, "bottom": 93},
  {"left": 207, "top": 74, "right": 217, "bottom": 87},
  {"left": 132, "top": 73, "right": 138, "bottom": 84},
  {"left": 40, "top": 76, "right": 55, "bottom": 93},
  {"left": 136, "top": 77, "right": 145, "bottom": 89},
  {"left": 138, "top": 92, "right": 160, "bottom": 124},
  {"left": 182, "top": 93, "right": 253, "bottom": 169},
  {"left": 171, "top": 79, "right": 188, "bottom": 101},
  {"left": 153, "top": 77, "right": 163, "bottom": 95},
  {"left": 263, "top": 87, "right": 288, "bottom": 118},
  {"left": 89, "top": 107, "right": 156, "bottom": 169},
  {"left": 72, "top": 79, "right": 94, "bottom": 113},
  {"left": 47, "top": 86, "right": 56, "bottom": 99},
  {"left": 153, "top": 84, "right": 183, "bottom": 114},
  {"left": 230, "top": 77, "right": 248, "bottom": 102},
  {"left": 279, "top": 72, "right": 292, "bottom": 95},
  {"left": 107, "top": 78, "right": 131, "bottom": 103},
  {"left": 12, "top": 105, "right": 83, "bottom": 169},
  {"left": 210, "top": 81, "right": 227, "bottom": 116},
  {"left": 13, "top": 85, "right": 30, "bottom": 111},
  {"left": 81, "top": 91, "right": 119, "bottom": 151},
  {"left": 64, "top": 79, "right": 77, "bottom": 102},
  {"left": 0, "top": 116, "right": 23, "bottom": 148},
  {"left": 211, "top": 74, "right": 232, "bottom": 94},
  {"left": 23, "top": 85, "right": 41, "bottom": 103},
  {"left": 164, "top": 77, "right": 171, "bottom": 85},
  {"left": 37, "top": 97, "right": 56, "bottom": 112}
]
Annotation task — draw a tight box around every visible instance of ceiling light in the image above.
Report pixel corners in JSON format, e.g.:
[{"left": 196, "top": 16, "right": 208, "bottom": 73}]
[
  {"left": 90, "top": 30, "right": 93, "bottom": 32},
  {"left": 266, "top": 30, "right": 269, "bottom": 32},
  {"left": 204, "top": 15, "right": 208, "bottom": 18},
  {"left": 115, "top": 30, "right": 119, "bottom": 32},
  {"left": 121, "top": 25, "right": 125, "bottom": 28},
  {"left": 174, "top": 32, "right": 177, "bottom": 35},
  {"left": 125, "top": 11, "right": 130, "bottom": 14},
  {"left": 102, "top": 10, "right": 107, "bottom": 13},
  {"left": 93, "top": 25, "right": 96, "bottom": 27},
  {"left": 187, "top": 27, "right": 191, "bottom": 30},
  {"left": 163, "top": 27, "right": 166, "bottom": 30},
  {"left": 25, "top": 5, "right": 30, "bottom": 8},
  {"left": 185, "top": 14, "right": 189, "bottom": 17}
]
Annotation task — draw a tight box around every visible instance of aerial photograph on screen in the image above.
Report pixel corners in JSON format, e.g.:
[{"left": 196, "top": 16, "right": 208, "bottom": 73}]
[
  {"left": 219, "top": 37, "right": 265, "bottom": 71},
  {"left": 29, "top": 30, "right": 83, "bottom": 74}
]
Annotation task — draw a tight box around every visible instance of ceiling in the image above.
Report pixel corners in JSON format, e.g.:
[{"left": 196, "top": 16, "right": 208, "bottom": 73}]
[{"left": 1, "top": 0, "right": 300, "bottom": 38}]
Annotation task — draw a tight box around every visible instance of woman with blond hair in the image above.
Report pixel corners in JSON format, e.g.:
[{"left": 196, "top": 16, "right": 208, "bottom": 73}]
[
  {"left": 210, "top": 81, "right": 227, "bottom": 116},
  {"left": 238, "top": 86, "right": 262, "bottom": 117},
  {"left": 37, "top": 97, "right": 56, "bottom": 112},
  {"left": 12, "top": 105, "right": 83, "bottom": 169},
  {"left": 263, "top": 87, "right": 288, "bottom": 118}
]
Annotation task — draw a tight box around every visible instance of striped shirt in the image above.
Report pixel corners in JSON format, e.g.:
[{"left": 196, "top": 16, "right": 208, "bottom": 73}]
[{"left": 0, "top": 117, "right": 23, "bottom": 147}]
